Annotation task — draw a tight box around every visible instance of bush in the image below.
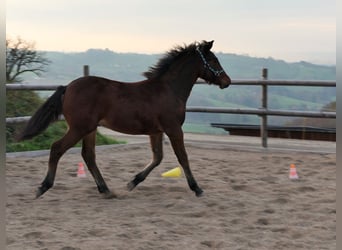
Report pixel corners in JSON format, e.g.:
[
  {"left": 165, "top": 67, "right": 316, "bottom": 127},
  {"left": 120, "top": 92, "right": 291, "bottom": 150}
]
[
  {"left": 6, "top": 121, "right": 123, "bottom": 152},
  {"left": 6, "top": 90, "right": 42, "bottom": 117},
  {"left": 6, "top": 90, "right": 123, "bottom": 152}
]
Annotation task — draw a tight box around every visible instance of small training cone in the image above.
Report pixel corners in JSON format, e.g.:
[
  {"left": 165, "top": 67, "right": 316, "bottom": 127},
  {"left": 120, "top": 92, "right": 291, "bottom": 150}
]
[
  {"left": 162, "top": 167, "right": 182, "bottom": 178},
  {"left": 289, "top": 163, "right": 299, "bottom": 179},
  {"left": 77, "top": 162, "right": 86, "bottom": 178}
]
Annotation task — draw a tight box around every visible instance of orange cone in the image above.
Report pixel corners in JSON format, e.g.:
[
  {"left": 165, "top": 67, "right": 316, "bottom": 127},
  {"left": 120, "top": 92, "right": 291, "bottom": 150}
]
[
  {"left": 77, "top": 162, "right": 86, "bottom": 177},
  {"left": 289, "top": 163, "right": 299, "bottom": 179}
]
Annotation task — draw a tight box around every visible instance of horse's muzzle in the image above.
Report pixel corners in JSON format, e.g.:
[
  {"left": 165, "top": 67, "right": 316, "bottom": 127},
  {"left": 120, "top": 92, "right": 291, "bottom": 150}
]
[{"left": 219, "top": 74, "right": 231, "bottom": 89}]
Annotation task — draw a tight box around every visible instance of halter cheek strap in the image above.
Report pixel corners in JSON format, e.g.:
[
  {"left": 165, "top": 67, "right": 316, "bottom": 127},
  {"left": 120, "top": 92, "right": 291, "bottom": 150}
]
[{"left": 196, "top": 47, "right": 224, "bottom": 76}]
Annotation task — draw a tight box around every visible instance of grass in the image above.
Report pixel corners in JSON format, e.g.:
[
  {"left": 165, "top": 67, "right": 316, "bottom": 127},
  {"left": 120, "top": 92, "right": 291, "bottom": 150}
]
[
  {"left": 182, "top": 123, "right": 227, "bottom": 134},
  {"left": 269, "top": 94, "right": 323, "bottom": 110},
  {"left": 6, "top": 121, "right": 124, "bottom": 152}
]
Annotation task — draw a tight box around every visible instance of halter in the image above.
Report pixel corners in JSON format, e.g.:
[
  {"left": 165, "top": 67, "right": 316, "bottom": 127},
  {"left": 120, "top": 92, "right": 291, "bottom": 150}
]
[{"left": 196, "top": 47, "right": 225, "bottom": 76}]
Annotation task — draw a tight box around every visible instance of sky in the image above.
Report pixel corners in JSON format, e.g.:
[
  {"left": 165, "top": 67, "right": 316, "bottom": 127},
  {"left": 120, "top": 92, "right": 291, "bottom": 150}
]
[{"left": 6, "top": 0, "right": 336, "bottom": 65}]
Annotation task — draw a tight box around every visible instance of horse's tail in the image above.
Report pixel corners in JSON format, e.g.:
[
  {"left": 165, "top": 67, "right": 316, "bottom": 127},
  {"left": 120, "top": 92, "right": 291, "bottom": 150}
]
[{"left": 18, "top": 85, "right": 67, "bottom": 141}]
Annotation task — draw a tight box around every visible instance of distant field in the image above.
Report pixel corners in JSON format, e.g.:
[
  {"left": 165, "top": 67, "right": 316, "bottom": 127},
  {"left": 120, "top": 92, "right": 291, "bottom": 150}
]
[{"left": 182, "top": 123, "right": 227, "bottom": 134}]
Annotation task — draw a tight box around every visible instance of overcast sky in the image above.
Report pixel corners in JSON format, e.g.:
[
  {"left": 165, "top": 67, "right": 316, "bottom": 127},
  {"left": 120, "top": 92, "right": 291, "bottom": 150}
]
[{"left": 6, "top": 0, "right": 336, "bottom": 64}]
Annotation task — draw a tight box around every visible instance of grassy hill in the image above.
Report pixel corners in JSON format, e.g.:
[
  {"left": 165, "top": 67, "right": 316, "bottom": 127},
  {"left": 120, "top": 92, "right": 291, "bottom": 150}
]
[{"left": 30, "top": 49, "right": 336, "bottom": 83}]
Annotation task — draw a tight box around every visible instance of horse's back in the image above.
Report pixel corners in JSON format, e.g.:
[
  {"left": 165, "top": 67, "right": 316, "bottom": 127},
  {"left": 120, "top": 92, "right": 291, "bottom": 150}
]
[
  {"left": 67, "top": 76, "right": 120, "bottom": 92},
  {"left": 62, "top": 77, "right": 119, "bottom": 127}
]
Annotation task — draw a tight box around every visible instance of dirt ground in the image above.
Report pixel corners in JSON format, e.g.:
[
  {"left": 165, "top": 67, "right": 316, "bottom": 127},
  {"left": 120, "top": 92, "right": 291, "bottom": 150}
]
[{"left": 6, "top": 141, "right": 336, "bottom": 250}]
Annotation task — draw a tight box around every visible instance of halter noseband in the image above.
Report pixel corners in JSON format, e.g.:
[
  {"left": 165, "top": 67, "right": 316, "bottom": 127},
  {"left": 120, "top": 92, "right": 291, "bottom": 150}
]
[{"left": 196, "top": 47, "right": 224, "bottom": 77}]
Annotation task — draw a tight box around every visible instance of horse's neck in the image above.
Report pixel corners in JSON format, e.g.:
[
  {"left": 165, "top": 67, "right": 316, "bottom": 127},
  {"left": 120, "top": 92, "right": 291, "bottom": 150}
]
[{"left": 164, "top": 56, "right": 199, "bottom": 103}]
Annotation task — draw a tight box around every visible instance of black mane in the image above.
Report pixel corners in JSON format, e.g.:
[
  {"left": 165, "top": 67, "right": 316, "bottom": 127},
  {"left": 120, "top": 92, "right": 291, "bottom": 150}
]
[{"left": 143, "top": 41, "right": 202, "bottom": 79}]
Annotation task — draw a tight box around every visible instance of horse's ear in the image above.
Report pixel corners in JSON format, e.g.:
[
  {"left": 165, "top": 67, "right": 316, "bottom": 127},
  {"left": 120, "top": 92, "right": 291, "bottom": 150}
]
[{"left": 203, "top": 40, "right": 214, "bottom": 52}]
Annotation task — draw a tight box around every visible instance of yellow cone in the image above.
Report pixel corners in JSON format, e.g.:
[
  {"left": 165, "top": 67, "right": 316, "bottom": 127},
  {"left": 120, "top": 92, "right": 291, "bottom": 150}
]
[{"left": 162, "top": 167, "right": 182, "bottom": 178}]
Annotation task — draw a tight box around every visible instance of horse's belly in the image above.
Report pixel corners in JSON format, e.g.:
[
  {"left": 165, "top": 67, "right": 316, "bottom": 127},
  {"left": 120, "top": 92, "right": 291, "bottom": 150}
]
[{"left": 99, "top": 115, "right": 163, "bottom": 135}]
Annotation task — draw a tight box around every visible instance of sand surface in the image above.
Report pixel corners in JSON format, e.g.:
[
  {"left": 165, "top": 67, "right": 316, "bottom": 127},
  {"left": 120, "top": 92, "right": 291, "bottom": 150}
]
[{"left": 6, "top": 141, "right": 335, "bottom": 250}]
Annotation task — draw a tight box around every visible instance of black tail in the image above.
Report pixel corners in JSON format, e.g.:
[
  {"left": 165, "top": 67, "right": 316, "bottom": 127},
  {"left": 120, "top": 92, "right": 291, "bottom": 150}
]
[{"left": 18, "top": 86, "right": 67, "bottom": 141}]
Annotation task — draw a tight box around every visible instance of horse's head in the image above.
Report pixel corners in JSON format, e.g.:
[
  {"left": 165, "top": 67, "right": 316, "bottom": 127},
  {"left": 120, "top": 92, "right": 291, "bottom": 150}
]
[{"left": 196, "top": 40, "right": 231, "bottom": 89}]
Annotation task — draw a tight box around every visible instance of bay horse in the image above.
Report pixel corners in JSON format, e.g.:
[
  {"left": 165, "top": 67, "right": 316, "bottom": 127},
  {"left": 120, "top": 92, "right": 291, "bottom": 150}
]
[{"left": 19, "top": 40, "right": 231, "bottom": 198}]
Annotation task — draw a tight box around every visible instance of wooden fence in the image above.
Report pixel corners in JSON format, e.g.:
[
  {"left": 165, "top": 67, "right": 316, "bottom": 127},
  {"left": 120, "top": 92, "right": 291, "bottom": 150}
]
[{"left": 6, "top": 66, "right": 336, "bottom": 148}]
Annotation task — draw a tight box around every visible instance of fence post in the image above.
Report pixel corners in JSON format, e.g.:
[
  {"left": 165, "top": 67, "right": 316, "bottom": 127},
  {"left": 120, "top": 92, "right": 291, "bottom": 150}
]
[
  {"left": 261, "top": 68, "right": 268, "bottom": 148},
  {"left": 83, "top": 65, "right": 89, "bottom": 76}
]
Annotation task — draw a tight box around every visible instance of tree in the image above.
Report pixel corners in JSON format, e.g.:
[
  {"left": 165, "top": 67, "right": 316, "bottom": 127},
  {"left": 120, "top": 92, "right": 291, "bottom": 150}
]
[
  {"left": 6, "top": 37, "right": 50, "bottom": 83},
  {"left": 5, "top": 36, "right": 119, "bottom": 152},
  {"left": 6, "top": 37, "right": 48, "bottom": 116},
  {"left": 6, "top": 37, "right": 48, "bottom": 144}
]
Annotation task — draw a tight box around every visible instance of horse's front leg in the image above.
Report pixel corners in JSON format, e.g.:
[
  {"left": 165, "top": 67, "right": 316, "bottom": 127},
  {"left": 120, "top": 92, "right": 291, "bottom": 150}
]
[
  {"left": 127, "top": 133, "right": 163, "bottom": 191},
  {"left": 167, "top": 129, "right": 203, "bottom": 197},
  {"left": 82, "top": 130, "right": 116, "bottom": 199}
]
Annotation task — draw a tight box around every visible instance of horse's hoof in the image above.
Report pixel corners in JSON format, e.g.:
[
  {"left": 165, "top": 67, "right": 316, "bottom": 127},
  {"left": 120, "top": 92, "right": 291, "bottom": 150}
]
[
  {"left": 127, "top": 174, "right": 145, "bottom": 191},
  {"left": 102, "top": 191, "right": 117, "bottom": 199},
  {"left": 127, "top": 181, "right": 136, "bottom": 191},
  {"left": 35, "top": 190, "right": 43, "bottom": 199},
  {"left": 195, "top": 188, "right": 204, "bottom": 197},
  {"left": 35, "top": 186, "right": 48, "bottom": 199}
]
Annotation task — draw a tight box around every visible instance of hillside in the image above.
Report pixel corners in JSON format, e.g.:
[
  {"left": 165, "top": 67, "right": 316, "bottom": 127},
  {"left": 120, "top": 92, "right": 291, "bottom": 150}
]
[
  {"left": 28, "top": 49, "right": 336, "bottom": 83},
  {"left": 21, "top": 49, "right": 336, "bottom": 132}
]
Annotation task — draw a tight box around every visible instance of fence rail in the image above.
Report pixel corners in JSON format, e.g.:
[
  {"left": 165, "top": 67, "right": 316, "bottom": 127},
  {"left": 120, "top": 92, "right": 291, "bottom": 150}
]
[
  {"left": 6, "top": 80, "right": 337, "bottom": 90},
  {"left": 5, "top": 66, "right": 336, "bottom": 148}
]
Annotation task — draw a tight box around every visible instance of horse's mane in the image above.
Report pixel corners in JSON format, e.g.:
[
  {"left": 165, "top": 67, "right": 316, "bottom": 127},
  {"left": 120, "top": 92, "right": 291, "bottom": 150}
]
[{"left": 143, "top": 41, "right": 202, "bottom": 79}]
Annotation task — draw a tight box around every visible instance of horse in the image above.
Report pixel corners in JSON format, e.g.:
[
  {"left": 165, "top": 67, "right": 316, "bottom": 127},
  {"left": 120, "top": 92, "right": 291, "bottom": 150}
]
[{"left": 19, "top": 40, "right": 231, "bottom": 198}]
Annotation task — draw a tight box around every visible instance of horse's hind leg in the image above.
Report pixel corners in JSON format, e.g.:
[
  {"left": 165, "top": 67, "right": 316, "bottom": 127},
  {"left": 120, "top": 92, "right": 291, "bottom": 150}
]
[
  {"left": 82, "top": 130, "right": 115, "bottom": 198},
  {"left": 127, "top": 133, "right": 163, "bottom": 191},
  {"left": 36, "top": 129, "right": 85, "bottom": 198}
]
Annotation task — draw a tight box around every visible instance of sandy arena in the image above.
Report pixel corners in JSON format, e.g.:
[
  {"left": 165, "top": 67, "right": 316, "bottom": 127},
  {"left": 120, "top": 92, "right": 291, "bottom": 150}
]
[{"left": 6, "top": 135, "right": 336, "bottom": 250}]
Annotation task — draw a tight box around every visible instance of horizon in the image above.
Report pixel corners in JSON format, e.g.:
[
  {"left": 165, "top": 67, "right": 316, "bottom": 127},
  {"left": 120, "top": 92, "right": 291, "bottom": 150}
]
[
  {"left": 7, "top": 0, "right": 336, "bottom": 65},
  {"left": 39, "top": 47, "right": 336, "bottom": 67}
]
